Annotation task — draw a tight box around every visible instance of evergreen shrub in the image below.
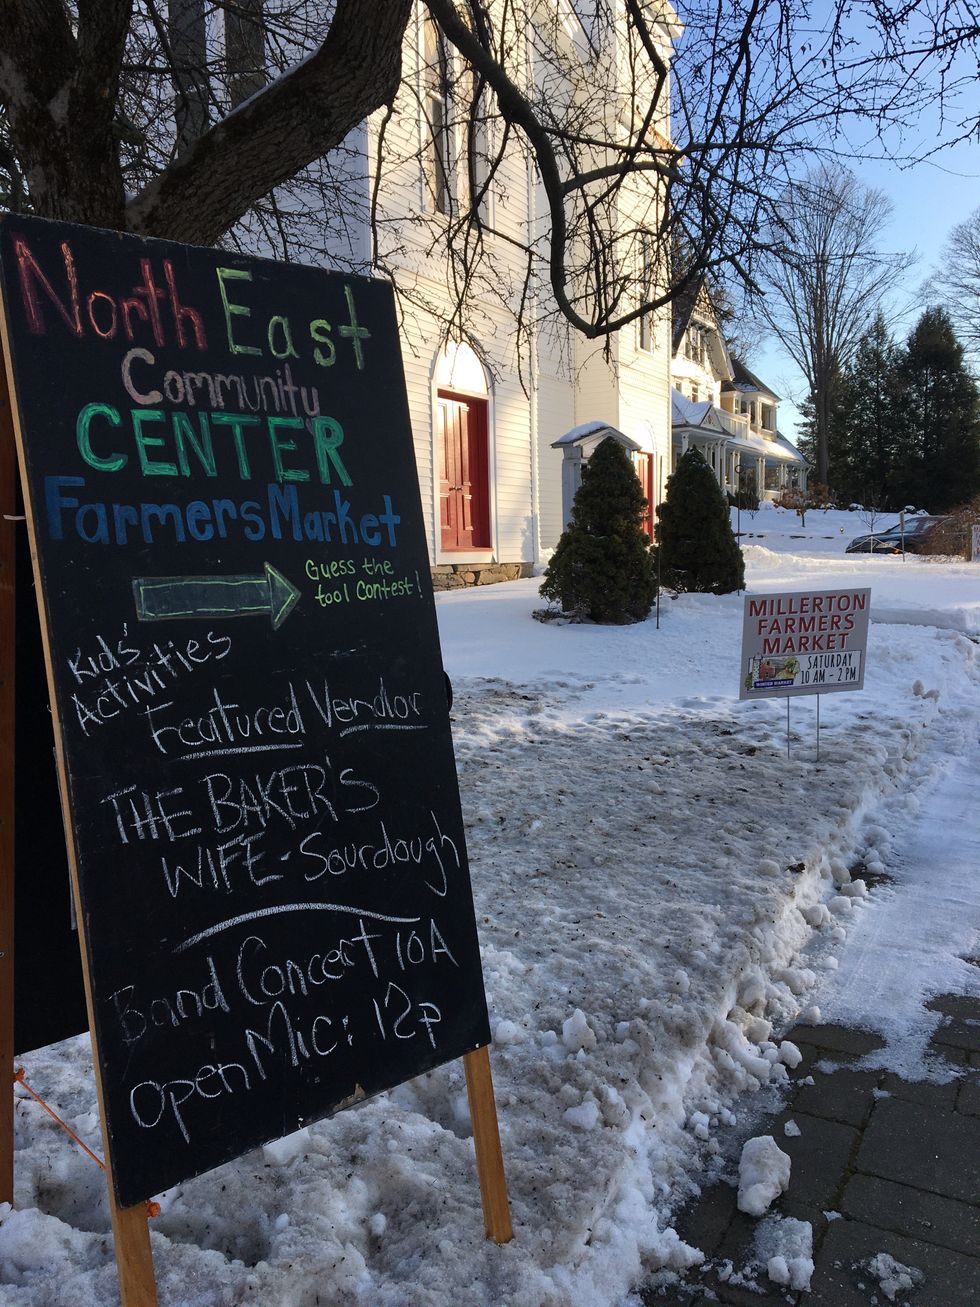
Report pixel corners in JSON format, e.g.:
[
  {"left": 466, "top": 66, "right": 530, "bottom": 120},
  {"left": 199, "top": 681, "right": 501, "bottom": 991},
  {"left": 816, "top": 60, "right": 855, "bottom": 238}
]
[
  {"left": 656, "top": 448, "right": 744, "bottom": 593},
  {"left": 540, "top": 437, "right": 656, "bottom": 623}
]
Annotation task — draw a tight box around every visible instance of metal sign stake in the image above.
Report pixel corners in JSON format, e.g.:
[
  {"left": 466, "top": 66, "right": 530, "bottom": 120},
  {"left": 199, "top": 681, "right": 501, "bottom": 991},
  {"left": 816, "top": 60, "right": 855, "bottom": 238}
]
[{"left": 655, "top": 544, "right": 661, "bottom": 630}]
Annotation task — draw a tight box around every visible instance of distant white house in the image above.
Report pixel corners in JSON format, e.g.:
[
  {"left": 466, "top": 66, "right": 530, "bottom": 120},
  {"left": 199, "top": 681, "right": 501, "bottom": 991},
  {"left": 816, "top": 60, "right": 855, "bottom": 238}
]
[{"left": 671, "top": 289, "right": 808, "bottom": 501}]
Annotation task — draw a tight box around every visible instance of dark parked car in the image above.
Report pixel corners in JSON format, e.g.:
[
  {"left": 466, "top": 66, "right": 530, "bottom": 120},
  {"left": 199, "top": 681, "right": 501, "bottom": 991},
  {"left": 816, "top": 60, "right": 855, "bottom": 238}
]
[{"left": 845, "top": 516, "right": 947, "bottom": 554}]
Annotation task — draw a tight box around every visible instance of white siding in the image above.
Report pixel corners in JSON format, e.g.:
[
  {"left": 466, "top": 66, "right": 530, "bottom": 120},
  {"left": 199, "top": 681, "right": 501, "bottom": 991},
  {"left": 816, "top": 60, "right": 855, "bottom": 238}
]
[{"left": 321, "top": 2, "right": 678, "bottom": 568}]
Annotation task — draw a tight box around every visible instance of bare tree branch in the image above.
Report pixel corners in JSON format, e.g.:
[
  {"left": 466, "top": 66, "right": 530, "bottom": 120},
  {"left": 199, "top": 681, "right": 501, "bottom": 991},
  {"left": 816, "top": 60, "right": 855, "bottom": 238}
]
[{"left": 125, "top": 0, "right": 413, "bottom": 242}]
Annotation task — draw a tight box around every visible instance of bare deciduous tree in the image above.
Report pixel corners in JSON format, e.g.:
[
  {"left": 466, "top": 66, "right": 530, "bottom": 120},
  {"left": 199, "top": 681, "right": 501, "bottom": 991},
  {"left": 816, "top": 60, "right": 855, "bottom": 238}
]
[
  {"left": 932, "top": 206, "right": 980, "bottom": 365},
  {"left": 749, "top": 166, "right": 915, "bottom": 485},
  {"left": 0, "top": 2, "right": 973, "bottom": 346}
]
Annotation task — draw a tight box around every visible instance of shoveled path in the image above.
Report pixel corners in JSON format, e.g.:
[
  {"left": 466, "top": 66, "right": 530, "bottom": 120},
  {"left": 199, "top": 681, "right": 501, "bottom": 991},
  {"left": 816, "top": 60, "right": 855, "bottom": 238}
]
[{"left": 641, "top": 1001, "right": 980, "bottom": 1305}]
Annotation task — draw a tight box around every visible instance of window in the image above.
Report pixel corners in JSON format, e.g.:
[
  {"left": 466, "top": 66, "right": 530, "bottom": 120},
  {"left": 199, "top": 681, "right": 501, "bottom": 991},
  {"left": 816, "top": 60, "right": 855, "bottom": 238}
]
[
  {"left": 423, "top": 17, "right": 453, "bottom": 215},
  {"left": 684, "top": 324, "right": 708, "bottom": 366},
  {"left": 468, "top": 73, "right": 492, "bottom": 224}
]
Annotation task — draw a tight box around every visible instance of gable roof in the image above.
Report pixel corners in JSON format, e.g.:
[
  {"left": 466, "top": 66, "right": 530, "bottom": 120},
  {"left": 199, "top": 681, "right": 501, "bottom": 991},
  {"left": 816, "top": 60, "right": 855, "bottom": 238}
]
[
  {"left": 670, "top": 278, "right": 702, "bottom": 353},
  {"left": 671, "top": 281, "right": 733, "bottom": 381},
  {"left": 671, "top": 390, "right": 742, "bottom": 437},
  {"left": 724, "top": 358, "right": 780, "bottom": 401}
]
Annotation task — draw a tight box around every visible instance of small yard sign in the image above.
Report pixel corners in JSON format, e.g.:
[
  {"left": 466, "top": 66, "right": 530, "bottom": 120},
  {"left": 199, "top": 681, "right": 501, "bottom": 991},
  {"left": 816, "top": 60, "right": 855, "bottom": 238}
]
[{"left": 739, "top": 588, "right": 871, "bottom": 699}]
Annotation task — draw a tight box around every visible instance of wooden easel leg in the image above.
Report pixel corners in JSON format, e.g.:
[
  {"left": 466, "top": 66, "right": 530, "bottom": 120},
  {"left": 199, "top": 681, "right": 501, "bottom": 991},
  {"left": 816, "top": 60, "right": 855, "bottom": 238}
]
[
  {"left": 1, "top": 363, "right": 16, "bottom": 1207},
  {"left": 108, "top": 1192, "right": 157, "bottom": 1307},
  {"left": 463, "top": 1046, "right": 513, "bottom": 1243}
]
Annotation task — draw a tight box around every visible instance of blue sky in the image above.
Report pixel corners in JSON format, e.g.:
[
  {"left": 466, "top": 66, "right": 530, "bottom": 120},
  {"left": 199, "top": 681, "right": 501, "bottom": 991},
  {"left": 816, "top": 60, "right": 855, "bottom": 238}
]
[{"left": 755, "top": 125, "right": 979, "bottom": 442}]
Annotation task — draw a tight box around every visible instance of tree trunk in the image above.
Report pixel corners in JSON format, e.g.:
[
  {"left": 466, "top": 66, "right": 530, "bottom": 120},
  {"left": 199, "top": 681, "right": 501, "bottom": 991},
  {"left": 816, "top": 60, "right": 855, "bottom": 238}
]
[
  {"left": 0, "top": 0, "right": 412, "bottom": 247},
  {"left": 0, "top": 0, "right": 132, "bottom": 229}
]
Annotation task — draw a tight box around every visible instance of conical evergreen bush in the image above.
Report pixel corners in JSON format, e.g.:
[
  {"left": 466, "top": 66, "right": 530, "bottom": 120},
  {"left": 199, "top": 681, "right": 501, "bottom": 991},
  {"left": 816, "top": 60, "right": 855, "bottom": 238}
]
[
  {"left": 540, "top": 436, "right": 656, "bottom": 623},
  {"left": 656, "top": 448, "right": 744, "bottom": 593}
]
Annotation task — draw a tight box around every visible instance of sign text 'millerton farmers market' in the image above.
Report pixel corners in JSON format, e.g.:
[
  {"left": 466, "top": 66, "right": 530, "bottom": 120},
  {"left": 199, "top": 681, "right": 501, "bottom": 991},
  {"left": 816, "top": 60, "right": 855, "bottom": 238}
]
[{"left": 739, "top": 587, "right": 871, "bottom": 700}]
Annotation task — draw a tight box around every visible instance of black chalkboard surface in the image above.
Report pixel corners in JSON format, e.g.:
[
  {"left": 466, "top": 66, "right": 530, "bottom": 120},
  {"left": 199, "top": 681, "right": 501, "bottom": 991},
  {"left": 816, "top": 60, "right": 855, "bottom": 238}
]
[
  {"left": 0, "top": 215, "right": 491, "bottom": 1207},
  {"left": 14, "top": 510, "right": 88, "bottom": 1054}
]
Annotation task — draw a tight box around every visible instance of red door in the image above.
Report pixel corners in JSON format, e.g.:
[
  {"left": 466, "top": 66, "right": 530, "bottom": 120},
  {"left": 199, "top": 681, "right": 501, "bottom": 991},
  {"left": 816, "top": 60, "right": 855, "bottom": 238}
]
[
  {"left": 438, "top": 391, "right": 490, "bottom": 551},
  {"left": 635, "top": 452, "right": 654, "bottom": 540}
]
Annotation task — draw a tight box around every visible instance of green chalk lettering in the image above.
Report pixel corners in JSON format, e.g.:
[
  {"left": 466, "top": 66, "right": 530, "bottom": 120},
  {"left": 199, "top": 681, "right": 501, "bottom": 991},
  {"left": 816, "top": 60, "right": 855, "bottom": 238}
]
[
  {"left": 310, "top": 319, "right": 336, "bottom": 368},
  {"left": 268, "top": 416, "right": 309, "bottom": 482},
  {"left": 77, "top": 403, "right": 126, "bottom": 472},
  {"left": 311, "top": 416, "right": 352, "bottom": 486},
  {"left": 267, "top": 315, "right": 299, "bottom": 360},
  {"left": 216, "top": 267, "right": 261, "bottom": 356},
  {"left": 173, "top": 411, "right": 217, "bottom": 478},
  {"left": 133, "top": 409, "right": 177, "bottom": 477},
  {"left": 339, "top": 285, "right": 370, "bottom": 369},
  {"left": 211, "top": 412, "right": 260, "bottom": 479}
]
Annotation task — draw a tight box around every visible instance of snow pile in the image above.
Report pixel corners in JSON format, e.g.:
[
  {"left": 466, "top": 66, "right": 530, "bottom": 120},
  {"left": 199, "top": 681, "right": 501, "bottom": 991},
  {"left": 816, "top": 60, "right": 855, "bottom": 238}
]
[
  {"left": 737, "top": 1137, "right": 791, "bottom": 1216},
  {"left": 4, "top": 508, "right": 980, "bottom": 1305},
  {"left": 755, "top": 1214, "right": 813, "bottom": 1292},
  {"left": 863, "top": 1251, "right": 924, "bottom": 1301}
]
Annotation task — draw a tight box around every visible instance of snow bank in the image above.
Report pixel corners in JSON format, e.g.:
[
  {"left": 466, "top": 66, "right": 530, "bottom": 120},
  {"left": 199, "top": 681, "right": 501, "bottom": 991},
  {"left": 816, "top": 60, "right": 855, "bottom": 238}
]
[{"left": 5, "top": 510, "right": 979, "bottom": 1306}]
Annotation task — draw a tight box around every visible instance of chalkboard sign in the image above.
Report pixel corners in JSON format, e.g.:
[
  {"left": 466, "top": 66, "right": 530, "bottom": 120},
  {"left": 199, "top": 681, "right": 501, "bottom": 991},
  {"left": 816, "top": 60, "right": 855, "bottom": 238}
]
[
  {"left": 0, "top": 215, "right": 491, "bottom": 1208},
  {"left": 14, "top": 512, "right": 87, "bottom": 1053}
]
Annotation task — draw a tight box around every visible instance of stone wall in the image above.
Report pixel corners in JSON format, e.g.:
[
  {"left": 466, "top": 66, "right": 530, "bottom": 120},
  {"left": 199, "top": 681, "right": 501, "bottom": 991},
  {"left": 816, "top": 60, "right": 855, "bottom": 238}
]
[{"left": 430, "top": 562, "right": 533, "bottom": 591}]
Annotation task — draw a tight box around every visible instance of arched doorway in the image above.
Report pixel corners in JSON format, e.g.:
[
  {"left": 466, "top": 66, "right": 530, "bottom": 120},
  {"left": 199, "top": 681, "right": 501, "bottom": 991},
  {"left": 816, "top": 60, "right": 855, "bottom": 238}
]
[{"left": 434, "top": 343, "right": 492, "bottom": 553}]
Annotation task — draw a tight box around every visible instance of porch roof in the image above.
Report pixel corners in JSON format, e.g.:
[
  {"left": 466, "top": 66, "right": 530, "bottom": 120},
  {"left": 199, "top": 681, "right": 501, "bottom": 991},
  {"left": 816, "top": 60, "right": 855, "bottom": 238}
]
[{"left": 671, "top": 393, "right": 806, "bottom": 464}]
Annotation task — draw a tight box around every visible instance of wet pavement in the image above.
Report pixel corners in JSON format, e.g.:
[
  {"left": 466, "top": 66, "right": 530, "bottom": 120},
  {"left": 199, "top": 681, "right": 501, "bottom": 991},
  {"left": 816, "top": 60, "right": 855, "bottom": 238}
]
[{"left": 641, "top": 996, "right": 980, "bottom": 1305}]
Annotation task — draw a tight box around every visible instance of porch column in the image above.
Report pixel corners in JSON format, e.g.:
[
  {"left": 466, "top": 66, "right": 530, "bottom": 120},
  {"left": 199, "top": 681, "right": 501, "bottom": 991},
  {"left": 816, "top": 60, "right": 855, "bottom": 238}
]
[
  {"left": 800, "top": 465, "right": 808, "bottom": 491},
  {"left": 681, "top": 432, "right": 690, "bottom": 454},
  {"left": 756, "top": 456, "right": 766, "bottom": 497},
  {"left": 719, "top": 441, "right": 729, "bottom": 491}
]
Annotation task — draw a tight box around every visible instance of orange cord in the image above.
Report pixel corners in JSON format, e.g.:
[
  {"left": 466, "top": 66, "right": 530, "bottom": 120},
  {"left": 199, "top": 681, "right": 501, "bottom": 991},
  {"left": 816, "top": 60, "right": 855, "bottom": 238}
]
[{"left": 13, "top": 1068, "right": 160, "bottom": 1217}]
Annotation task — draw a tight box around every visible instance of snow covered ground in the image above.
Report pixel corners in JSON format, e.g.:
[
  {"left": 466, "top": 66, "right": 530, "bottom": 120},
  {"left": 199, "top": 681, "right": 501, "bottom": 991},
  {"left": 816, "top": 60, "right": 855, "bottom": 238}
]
[{"left": 3, "top": 503, "right": 979, "bottom": 1307}]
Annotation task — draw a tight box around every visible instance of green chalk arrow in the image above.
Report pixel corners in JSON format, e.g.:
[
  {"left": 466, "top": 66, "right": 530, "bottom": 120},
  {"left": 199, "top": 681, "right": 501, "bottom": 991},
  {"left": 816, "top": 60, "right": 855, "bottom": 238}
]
[{"left": 133, "top": 563, "right": 300, "bottom": 629}]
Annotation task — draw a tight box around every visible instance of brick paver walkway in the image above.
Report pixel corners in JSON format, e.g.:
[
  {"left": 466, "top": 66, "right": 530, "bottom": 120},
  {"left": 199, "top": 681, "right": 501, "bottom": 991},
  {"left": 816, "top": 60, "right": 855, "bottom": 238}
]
[{"left": 641, "top": 995, "right": 980, "bottom": 1305}]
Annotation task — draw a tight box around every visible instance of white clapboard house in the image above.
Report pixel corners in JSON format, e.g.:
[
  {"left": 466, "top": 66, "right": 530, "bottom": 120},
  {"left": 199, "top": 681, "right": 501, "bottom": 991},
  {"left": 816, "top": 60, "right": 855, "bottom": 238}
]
[
  {"left": 670, "top": 287, "right": 808, "bottom": 502},
  {"left": 322, "top": 3, "right": 803, "bottom": 587}
]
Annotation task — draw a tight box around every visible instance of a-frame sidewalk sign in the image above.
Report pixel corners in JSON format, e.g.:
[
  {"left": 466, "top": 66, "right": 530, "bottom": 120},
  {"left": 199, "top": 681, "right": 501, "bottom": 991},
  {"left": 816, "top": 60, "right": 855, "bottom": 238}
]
[{"left": 0, "top": 213, "right": 511, "bottom": 1307}]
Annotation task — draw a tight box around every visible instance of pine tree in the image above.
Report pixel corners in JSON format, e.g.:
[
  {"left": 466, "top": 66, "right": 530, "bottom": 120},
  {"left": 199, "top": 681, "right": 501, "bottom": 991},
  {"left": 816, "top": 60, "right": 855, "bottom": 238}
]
[
  {"left": 655, "top": 448, "right": 744, "bottom": 593},
  {"left": 895, "top": 308, "right": 980, "bottom": 511},
  {"left": 829, "top": 313, "right": 903, "bottom": 508},
  {"left": 540, "top": 437, "right": 656, "bottom": 623},
  {"left": 794, "top": 395, "right": 817, "bottom": 470}
]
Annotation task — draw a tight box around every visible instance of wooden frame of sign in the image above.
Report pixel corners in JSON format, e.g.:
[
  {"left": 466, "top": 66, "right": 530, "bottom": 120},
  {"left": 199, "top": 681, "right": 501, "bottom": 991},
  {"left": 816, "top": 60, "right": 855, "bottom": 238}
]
[
  {"left": 0, "top": 215, "right": 511, "bottom": 1306},
  {"left": 1, "top": 353, "right": 16, "bottom": 1207}
]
